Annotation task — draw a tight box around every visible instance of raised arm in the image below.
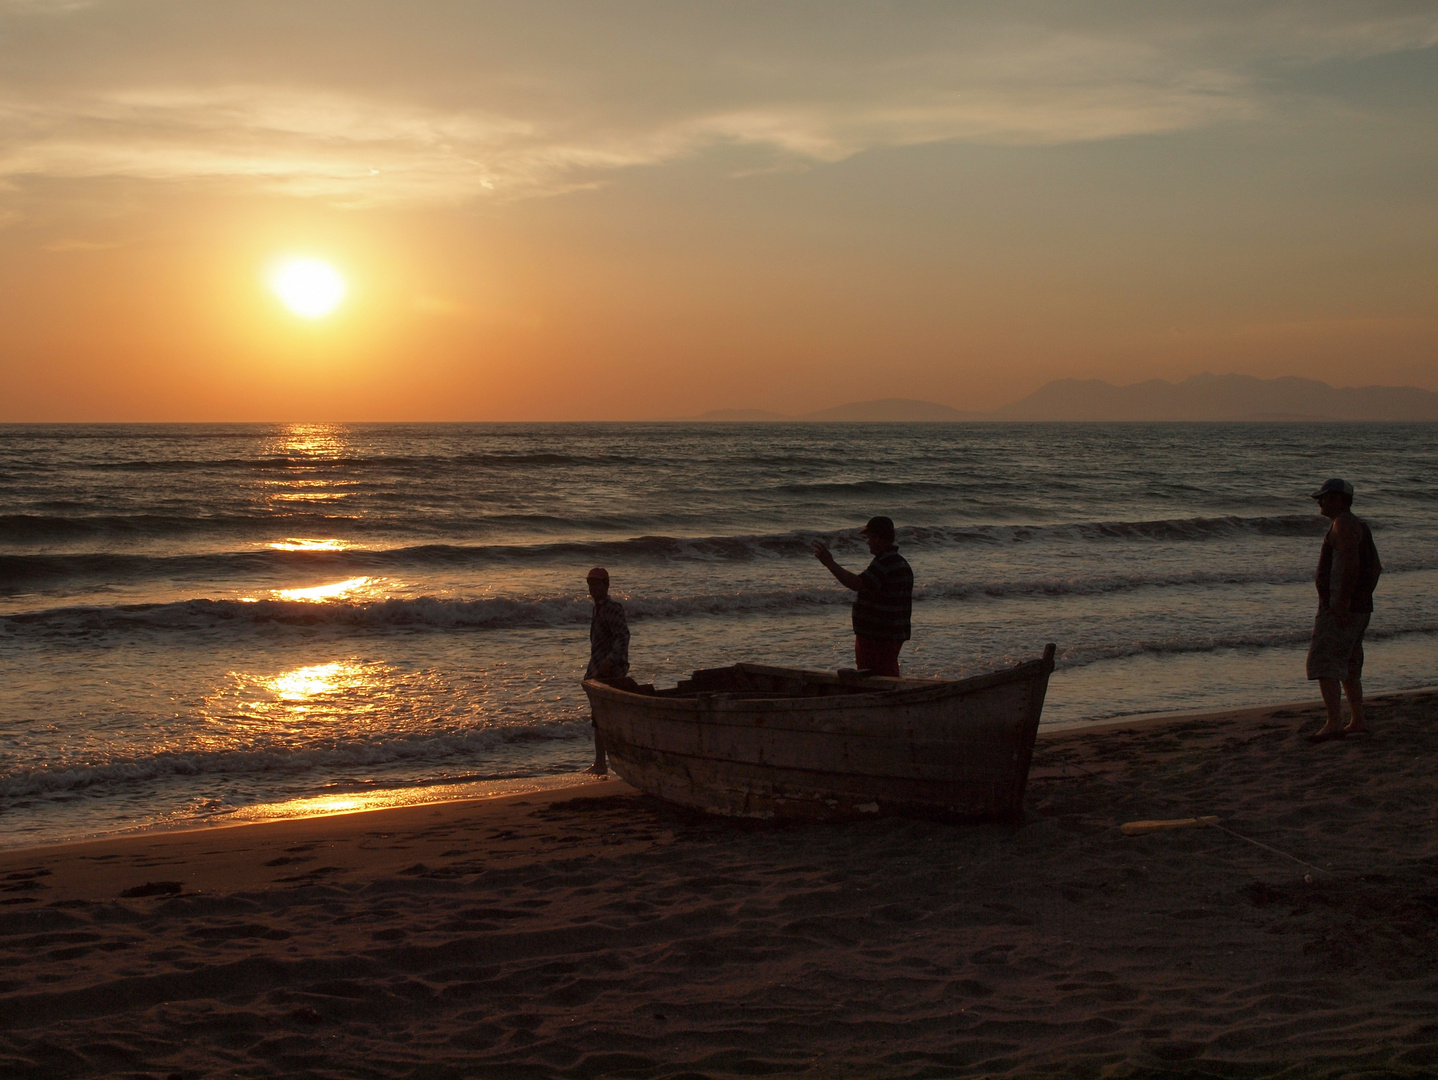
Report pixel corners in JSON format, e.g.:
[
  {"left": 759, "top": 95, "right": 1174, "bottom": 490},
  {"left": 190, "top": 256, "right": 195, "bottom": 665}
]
[{"left": 811, "top": 541, "right": 868, "bottom": 592}]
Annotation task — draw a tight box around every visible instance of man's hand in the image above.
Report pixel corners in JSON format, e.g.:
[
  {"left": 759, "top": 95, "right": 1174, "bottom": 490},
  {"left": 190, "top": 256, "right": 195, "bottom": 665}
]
[{"left": 812, "top": 540, "right": 863, "bottom": 591}]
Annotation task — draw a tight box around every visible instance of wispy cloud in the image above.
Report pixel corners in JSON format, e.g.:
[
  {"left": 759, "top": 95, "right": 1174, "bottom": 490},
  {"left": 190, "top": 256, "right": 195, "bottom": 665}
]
[{"left": 0, "top": 2, "right": 1434, "bottom": 205}]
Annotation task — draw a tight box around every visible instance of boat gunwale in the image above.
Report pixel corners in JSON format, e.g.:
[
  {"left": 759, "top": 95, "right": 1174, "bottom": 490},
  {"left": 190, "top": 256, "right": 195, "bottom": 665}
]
[{"left": 583, "top": 649, "right": 1055, "bottom": 715}]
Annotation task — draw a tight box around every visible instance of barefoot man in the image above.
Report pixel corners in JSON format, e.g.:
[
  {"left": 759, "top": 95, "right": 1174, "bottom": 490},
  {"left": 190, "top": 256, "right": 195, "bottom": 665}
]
[
  {"left": 1306, "top": 479, "right": 1382, "bottom": 743},
  {"left": 812, "top": 516, "right": 913, "bottom": 677},
  {"left": 584, "top": 566, "right": 629, "bottom": 774}
]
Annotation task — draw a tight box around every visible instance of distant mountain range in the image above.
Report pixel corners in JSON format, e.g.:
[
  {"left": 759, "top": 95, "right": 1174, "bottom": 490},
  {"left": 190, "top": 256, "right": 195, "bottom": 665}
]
[
  {"left": 690, "top": 375, "right": 1438, "bottom": 422},
  {"left": 991, "top": 374, "right": 1438, "bottom": 421},
  {"left": 692, "top": 398, "right": 987, "bottom": 422}
]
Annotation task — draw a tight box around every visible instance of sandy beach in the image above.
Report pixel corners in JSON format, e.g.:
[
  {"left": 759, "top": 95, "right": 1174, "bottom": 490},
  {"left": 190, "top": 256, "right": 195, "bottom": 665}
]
[{"left": 2, "top": 690, "right": 1436, "bottom": 1079}]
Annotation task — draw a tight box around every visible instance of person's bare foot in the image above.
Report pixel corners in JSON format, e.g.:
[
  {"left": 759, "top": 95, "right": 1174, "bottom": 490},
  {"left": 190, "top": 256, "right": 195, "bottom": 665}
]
[
  {"left": 584, "top": 763, "right": 608, "bottom": 775},
  {"left": 1307, "top": 726, "right": 1347, "bottom": 743},
  {"left": 1342, "top": 723, "right": 1368, "bottom": 735}
]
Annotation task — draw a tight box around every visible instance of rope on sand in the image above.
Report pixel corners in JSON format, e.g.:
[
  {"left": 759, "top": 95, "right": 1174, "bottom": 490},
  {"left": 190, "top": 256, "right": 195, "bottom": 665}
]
[
  {"left": 1206, "top": 821, "right": 1337, "bottom": 879},
  {"left": 1121, "top": 815, "right": 1337, "bottom": 879}
]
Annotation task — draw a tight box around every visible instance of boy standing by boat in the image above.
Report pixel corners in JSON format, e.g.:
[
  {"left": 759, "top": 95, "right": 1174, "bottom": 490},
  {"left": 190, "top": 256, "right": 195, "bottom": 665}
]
[
  {"left": 811, "top": 516, "right": 914, "bottom": 677},
  {"left": 584, "top": 566, "right": 629, "bottom": 773}
]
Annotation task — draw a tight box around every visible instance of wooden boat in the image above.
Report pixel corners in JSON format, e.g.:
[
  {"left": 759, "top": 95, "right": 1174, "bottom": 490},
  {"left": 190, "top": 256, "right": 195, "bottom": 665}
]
[{"left": 582, "top": 643, "right": 1056, "bottom": 822}]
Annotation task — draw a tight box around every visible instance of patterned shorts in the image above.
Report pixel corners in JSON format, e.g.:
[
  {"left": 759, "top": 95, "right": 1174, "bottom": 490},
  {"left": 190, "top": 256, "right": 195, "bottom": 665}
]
[{"left": 1306, "top": 607, "right": 1369, "bottom": 682}]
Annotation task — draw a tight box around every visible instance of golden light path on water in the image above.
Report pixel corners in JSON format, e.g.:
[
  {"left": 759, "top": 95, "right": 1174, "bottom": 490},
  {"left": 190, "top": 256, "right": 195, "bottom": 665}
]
[
  {"left": 188, "top": 644, "right": 602, "bottom": 826},
  {"left": 260, "top": 423, "right": 357, "bottom": 505},
  {"left": 186, "top": 636, "right": 598, "bottom": 830},
  {"left": 181, "top": 416, "right": 603, "bottom": 829}
]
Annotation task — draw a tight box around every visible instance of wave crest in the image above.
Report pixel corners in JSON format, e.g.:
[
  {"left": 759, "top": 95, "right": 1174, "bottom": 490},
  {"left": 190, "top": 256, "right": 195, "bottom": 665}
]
[
  {"left": 10, "top": 561, "right": 1435, "bottom": 636},
  {"left": 0, "top": 721, "right": 587, "bottom": 799},
  {"left": 1, "top": 513, "right": 1331, "bottom": 589}
]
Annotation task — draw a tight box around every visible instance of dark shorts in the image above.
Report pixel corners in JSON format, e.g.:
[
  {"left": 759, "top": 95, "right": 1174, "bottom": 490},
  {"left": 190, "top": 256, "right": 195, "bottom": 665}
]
[
  {"left": 1306, "top": 607, "right": 1369, "bottom": 682},
  {"left": 855, "top": 636, "right": 903, "bottom": 678}
]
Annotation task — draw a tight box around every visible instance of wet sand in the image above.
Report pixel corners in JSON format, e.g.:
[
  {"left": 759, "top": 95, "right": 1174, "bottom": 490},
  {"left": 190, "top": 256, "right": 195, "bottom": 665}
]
[{"left": 2, "top": 690, "right": 1436, "bottom": 1078}]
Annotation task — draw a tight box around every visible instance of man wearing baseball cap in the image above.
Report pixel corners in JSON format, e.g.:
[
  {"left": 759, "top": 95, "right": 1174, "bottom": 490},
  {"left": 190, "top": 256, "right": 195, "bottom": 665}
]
[
  {"left": 811, "top": 516, "right": 914, "bottom": 677},
  {"left": 1305, "top": 479, "right": 1382, "bottom": 743},
  {"left": 583, "top": 567, "right": 629, "bottom": 773}
]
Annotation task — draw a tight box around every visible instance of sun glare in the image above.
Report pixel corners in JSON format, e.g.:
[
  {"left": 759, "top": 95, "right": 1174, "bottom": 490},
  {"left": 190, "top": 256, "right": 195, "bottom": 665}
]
[
  {"left": 270, "top": 257, "right": 346, "bottom": 318},
  {"left": 275, "top": 576, "right": 372, "bottom": 602},
  {"left": 269, "top": 661, "right": 347, "bottom": 702}
]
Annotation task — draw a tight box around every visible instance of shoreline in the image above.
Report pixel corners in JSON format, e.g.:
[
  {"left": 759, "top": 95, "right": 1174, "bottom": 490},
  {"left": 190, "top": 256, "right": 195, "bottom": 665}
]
[
  {"left": 3, "top": 685, "right": 1434, "bottom": 861},
  {"left": 1037, "top": 682, "right": 1438, "bottom": 736},
  {"left": 0, "top": 776, "right": 642, "bottom": 908},
  {"left": 0, "top": 685, "right": 1428, "bottom": 881}
]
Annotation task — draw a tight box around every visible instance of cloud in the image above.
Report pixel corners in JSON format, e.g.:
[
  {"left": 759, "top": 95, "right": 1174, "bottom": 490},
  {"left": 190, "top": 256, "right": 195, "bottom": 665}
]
[
  {"left": 0, "top": 2, "right": 1434, "bottom": 206},
  {"left": 0, "top": 88, "right": 545, "bottom": 201}
]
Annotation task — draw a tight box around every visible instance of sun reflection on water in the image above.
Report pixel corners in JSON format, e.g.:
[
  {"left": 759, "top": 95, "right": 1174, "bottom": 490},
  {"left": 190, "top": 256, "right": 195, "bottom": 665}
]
[
  {"left": 266, "top": 423, "right": 348, "bottom": 460},
  {"left": 224, "top": 777, "right": 608, "bottom": 826},
  {"left": 189, "top": 655, "right": 601, "bottom": 827},
  {"left": 261, "top": 423, "right": 357, "bottom": 506},
  {"left": 270, "top": 489, "right": 352, "bottom": 503},
  {"left": 267, "top": 538, "right": 351, "bottom": 552},
  {"left": 274, "top": 576, "right": 373, "bottom": 602},
  {"left": 269, "top": 661, "right": 348, "bottom": 702},
  {"left": 286, "top": 795, "right": 364, "bottom": 815},
  {"left": 202, "top": 657, "right": 383, "bottom": 733}
]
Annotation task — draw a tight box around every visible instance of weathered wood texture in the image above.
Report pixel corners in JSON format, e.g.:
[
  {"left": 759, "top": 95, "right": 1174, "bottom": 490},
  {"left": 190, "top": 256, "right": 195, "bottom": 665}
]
[{"left": 584, "top": 645, "right": 1056, "bottom": 821}]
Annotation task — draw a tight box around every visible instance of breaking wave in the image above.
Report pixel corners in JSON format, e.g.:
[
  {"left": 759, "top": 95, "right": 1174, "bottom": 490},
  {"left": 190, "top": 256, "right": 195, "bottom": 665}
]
[
  {"left": 6, "top": 561, "right": 1432, "bottom": 636},
  {"left": 1, "top": 513, "right": 1331, "bottom": 591},
  {"left": 0, "top": 721, "right": 587, "bottom": 800}
]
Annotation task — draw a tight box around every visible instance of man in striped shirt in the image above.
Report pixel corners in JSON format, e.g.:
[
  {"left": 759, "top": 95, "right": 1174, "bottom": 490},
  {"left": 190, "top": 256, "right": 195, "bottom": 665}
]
[
  {"left": 811, "top": 516, "right": 913, "bottom": 677},
  {"left": 584, "top": 566, "right": 630, "bottom": 773}
]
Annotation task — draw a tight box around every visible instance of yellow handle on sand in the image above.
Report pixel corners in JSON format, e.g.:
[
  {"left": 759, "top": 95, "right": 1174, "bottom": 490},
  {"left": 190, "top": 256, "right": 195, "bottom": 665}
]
[{"left": 1121, "top": 816, "right": 1219, "bottom": 835}]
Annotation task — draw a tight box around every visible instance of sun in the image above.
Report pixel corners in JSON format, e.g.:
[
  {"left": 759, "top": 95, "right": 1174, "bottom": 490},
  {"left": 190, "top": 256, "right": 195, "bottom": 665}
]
[{"left": 269, "top": 257, "right": 346, "bottom": 319}]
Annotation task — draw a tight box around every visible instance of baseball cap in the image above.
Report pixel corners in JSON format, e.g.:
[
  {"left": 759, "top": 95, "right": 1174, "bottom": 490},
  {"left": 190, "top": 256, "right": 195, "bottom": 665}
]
[
  {"left": 1310, "top": 479, "right": 1354, "bottom": 499},
  {"left": 586, "top": 566, "right": 609, "bottom": 580},
  {"left": 860, "top": 515, "right": 895, "bottom": 536}
]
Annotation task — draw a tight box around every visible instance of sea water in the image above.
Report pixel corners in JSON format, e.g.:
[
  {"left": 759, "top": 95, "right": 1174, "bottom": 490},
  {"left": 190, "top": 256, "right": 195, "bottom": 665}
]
[{"left": 2, "top": 422, "right": 1435, "bottom": 847}]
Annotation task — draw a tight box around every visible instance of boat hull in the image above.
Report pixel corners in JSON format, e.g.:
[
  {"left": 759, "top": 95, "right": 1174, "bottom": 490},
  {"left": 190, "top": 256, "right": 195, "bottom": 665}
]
[{"left": 583, "top": 645, "right": 1056, "bottom": 821}]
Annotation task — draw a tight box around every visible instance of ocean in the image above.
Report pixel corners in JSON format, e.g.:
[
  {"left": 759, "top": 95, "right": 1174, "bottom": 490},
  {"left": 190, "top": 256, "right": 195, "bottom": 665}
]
[{"left": 2, "top": 422, "right": 1435, "bottom": 849}]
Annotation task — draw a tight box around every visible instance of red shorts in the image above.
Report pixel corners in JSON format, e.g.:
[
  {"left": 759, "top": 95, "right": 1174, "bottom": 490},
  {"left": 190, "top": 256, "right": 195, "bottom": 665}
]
[{"left": 855, "top": 637, "right": 903, "bottom": 677}]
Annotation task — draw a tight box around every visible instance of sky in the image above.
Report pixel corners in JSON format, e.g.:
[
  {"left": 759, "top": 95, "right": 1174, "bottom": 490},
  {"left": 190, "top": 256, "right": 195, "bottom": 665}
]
[{"left": 1, "top": 1, "right": 1435, "bottom": 421}]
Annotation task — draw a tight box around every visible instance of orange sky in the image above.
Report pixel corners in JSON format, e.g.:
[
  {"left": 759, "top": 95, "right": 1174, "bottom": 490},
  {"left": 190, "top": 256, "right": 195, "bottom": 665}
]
[{"left": 2, "top": 2, "right": 1435, "bottom": 420}]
